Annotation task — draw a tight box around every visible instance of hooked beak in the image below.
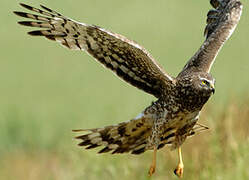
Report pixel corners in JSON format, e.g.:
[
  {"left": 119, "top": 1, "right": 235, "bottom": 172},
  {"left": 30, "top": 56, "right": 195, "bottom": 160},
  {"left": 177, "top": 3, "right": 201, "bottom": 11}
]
[{"left": 210, "top": 83, "right": 215, "bottom": 94}]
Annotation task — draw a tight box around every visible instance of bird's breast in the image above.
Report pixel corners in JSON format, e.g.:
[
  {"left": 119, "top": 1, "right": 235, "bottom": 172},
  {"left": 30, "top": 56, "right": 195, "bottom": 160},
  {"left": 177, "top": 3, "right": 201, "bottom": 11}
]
[{"left": 159, "top": 110, "right": 200, "bottom": 149}]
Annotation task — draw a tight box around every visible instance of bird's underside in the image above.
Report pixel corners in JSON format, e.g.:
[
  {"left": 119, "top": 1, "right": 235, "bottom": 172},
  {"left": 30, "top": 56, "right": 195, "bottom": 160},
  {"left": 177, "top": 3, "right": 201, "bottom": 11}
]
[
  {"left": 74, "top": 102, "right": 208, "bottom": 155},
  {"left": 14, "top": 0, "right": 242, "bottom": 178}
]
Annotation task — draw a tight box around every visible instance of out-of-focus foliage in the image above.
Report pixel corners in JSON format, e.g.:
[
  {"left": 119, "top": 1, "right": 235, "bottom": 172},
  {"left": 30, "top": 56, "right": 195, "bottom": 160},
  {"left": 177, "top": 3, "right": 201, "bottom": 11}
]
[{"left": 0, "top": 0, "right": 248, "bottom": 179}]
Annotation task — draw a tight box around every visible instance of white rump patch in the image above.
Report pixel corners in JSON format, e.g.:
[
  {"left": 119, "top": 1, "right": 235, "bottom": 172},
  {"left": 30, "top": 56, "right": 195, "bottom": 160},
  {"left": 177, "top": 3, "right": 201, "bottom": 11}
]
[{"left": 135, "top": 112, "right": 144, "bottom": 120}]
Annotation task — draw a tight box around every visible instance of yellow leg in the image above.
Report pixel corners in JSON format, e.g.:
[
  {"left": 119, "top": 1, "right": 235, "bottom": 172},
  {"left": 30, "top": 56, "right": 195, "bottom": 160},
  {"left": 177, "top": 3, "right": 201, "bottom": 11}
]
[
  {"left": 148, "top": 146, "right": 157, "bottom": 176},
  {"left": 174, "top": 147, "right": 184, "bottom": 178}
]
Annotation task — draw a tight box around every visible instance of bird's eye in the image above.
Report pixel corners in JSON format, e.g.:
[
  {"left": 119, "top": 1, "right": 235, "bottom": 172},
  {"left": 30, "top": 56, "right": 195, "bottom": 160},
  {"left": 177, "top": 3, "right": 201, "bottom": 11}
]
[{"left": 201, "top": 80, "right": 209, "bottom": 86}]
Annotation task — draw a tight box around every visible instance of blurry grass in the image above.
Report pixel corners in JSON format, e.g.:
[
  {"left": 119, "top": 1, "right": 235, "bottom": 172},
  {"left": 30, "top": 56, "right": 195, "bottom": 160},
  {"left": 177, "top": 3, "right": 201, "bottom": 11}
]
[
  {"left": 0, "top": 0, "right": 249, "bottom": 180},
  {"left": 0, "top": 100, "right": 249, "bottom": 180}
]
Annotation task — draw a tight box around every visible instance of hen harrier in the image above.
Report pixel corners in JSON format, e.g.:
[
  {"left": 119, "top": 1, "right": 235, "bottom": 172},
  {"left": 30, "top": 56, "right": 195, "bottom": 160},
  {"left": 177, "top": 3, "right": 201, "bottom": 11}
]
[{"left": 14, "top": 0, "right": 242, "bottom": 177}]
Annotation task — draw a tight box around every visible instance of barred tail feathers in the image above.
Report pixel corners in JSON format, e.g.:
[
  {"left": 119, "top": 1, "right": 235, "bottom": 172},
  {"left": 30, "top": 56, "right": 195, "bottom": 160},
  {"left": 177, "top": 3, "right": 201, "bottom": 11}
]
[{"left": 74, "top": 117, "right": 153, "bottom": 155}]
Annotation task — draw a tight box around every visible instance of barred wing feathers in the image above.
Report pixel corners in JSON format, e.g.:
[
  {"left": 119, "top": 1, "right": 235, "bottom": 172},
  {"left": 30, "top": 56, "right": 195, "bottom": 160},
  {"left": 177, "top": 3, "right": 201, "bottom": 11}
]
[
  {"left": 14, "top": 3, "right": 174, "bottom": 98},
  {"left": 179, "top": 0, "right": 242, "bottom": 76}
]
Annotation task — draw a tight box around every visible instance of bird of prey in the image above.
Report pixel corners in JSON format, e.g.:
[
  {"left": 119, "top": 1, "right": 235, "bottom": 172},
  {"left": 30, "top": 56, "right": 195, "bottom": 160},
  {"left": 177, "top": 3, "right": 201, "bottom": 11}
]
[{"left": 14, "top": 0, "right": 242, "bottom": 178}]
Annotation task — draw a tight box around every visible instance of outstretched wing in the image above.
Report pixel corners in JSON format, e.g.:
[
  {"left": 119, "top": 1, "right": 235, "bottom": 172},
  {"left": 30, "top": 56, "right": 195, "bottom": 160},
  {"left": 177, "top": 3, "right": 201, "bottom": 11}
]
[
  {"left": 178, "top": 0, "right": 242, "bottom": 77},
  {"left": 14, "top": 3, "right": 174, "bottom": 98}
]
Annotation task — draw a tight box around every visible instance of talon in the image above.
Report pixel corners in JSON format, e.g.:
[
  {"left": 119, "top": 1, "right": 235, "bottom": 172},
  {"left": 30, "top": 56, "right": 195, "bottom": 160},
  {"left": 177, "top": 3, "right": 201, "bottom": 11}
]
[
  {"left": 148, "top": 165, "right": 156, "bottom": 176},
  {"left": 174, "top": 147, "right": 184, "bottom": 178},
  {"left": 174, "top": 163, "right": 184, "bottom": 178},
  {"left": 148, "top": 146, "right": 157, "bottom": 176}
]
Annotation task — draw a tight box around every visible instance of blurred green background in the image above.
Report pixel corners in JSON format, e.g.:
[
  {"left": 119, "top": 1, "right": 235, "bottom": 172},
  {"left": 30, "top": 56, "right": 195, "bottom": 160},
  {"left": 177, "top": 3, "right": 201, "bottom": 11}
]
[{"left": 0, "top": 0, "right": 248, "bottom": 179}]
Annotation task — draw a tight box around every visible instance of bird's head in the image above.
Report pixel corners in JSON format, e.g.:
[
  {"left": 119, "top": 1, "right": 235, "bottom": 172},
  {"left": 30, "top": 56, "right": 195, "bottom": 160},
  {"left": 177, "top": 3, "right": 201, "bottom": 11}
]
[
  {"left": 196, "top": 72, "right": 215, "bottom": 96},
  {"left": 175, "top": 72, "right": 215, "bottom": 111},
  {"left": 177, "top": 72, "right": 215, "bottom": 96}
]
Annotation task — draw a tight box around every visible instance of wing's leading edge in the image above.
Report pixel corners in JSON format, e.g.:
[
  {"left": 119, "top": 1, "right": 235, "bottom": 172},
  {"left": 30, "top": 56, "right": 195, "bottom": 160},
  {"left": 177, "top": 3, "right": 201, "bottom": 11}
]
[
  {"left": 178, "top": 0, "right": 242, "bottom": 77},
  {"left": 14, "top": 3, "right": 174, "bottom": 98}
]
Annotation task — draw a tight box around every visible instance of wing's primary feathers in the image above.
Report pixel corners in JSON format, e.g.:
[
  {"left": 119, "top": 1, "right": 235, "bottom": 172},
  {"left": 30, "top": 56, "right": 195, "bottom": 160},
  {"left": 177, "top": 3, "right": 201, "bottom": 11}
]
[
  {"left": 178, "top": 0, "right": 242, "bottom": 77},
  {"left": 14, "top": 3, "right": 174, "bottom": 98}
]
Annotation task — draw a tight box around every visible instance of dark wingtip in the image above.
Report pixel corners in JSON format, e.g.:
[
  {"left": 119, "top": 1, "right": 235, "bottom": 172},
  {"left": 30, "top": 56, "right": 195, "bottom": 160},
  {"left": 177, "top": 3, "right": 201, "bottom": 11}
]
[
  {"left": 72, "top": 129, "right": 84, "bottom": 132},
  {"left": 131, "top": 147, "right": 146, "bottom": 155},
  {"left": 18, "top": 21, "right": 32, "bottom": 26},
  {"left": 13, "top": 11, "right": 19, "bottom": 15},
  {"left": 13, "top": 11, "right": 28, "bottom": 18},
  {"left": 40, "top": 4, "right": 52, "bottom": 12},
  {"left": 19, "top": 3, "right": 25, "bottom": 6},
  {"left": 235, "top": 1, "right": 243, "bottom": 9},
  {"left": 98, "top": 147, "right": 112, "bottom": 154},
  {"left": 40, "top": 4, "right": 62, "bottom": 16},
  {"left": 28, "top": 30, "right": 44, "bottom": 36},
  {"left": 74, "top": 134, "right": 88, "bottom": 140},
  {"left": 19, "top": 3, "right": 33, "bottom": 10},
  {"left": 210, "top": 0, "right": 220, "bottom": 9},
  {"left": 78, "top": 139, "right": 91, "bottom": 146},
  {"left": 85, "top": 144, "right": 100, "bottom": 149}
]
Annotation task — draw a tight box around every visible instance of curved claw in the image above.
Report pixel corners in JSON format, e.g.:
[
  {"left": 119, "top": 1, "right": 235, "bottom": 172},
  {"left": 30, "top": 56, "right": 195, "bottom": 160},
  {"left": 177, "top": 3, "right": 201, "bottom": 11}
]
[
  {"left": 148, "top": 165, "right": 156, "bottom": 176},
  {"left": 174, "top": 147, "right": 184, "bottom": 178},
  {"left": 174, "top": 163, "right": 184, "bottom": 178},
  {"left": 148, "top": 146, "right": 157, "bottom": 177}
]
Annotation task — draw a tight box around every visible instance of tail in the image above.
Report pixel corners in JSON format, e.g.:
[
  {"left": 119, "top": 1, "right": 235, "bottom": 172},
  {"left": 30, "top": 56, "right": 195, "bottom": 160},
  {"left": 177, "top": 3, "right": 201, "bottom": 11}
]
[{"left": 73, "top": 118, "right": 153, "bottom": 155}]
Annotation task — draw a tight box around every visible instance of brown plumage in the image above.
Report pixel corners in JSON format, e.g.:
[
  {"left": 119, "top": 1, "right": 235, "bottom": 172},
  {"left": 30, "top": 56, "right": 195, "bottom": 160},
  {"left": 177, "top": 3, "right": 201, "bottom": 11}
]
[{"left": 14, "top": 0, "right": 242, "bottom": 177}]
